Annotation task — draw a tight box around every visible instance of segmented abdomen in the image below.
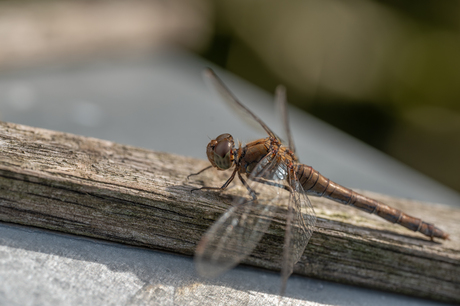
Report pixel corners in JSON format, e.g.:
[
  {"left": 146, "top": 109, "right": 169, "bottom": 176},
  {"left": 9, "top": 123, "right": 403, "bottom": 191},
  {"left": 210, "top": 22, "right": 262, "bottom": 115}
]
[{"left": 295, "top": 164, "right": 448, "bottom": 240}]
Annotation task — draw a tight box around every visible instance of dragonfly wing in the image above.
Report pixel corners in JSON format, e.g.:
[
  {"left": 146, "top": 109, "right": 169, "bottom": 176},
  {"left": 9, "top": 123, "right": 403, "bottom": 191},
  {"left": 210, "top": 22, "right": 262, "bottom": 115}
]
[
  {"left": 280, "top": 174, "right": 316, "bottom": 294},
  {"left": 275, "top": 85, "right": 296, "bottom": 154},
  {"left": 203, "top": 68, "right": 280, "bottom": 140},
  {"left": 195, "top": 151, "right": 283, "bottom": 278}
]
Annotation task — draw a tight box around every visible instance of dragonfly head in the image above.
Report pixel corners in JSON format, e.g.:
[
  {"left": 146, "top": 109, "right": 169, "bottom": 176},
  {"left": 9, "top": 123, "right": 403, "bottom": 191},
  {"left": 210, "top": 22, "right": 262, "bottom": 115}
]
[{"left": 206, "top": 133, "right": 235, "bottom": 170}]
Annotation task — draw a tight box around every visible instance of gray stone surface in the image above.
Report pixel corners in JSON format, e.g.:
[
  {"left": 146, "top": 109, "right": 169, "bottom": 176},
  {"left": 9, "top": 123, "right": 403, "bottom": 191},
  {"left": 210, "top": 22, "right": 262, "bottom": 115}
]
[
  {"left": 0, "top": 49, "right": 457, "bottom": 305},
  {"left": 0, "top": 223, "right": 445, "bottom": 306}
]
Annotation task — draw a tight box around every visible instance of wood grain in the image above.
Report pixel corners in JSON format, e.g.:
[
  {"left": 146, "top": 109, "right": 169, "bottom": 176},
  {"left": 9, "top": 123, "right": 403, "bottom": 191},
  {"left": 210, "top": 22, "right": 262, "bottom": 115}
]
[{"left": 0, "top": 121, "right": 459, "bottom": 303}]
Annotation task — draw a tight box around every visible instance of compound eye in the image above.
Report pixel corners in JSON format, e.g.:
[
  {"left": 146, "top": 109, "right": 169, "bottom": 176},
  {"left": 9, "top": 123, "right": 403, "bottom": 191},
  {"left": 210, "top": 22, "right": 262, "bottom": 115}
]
[
  {"left": 216, "top": 133, "right": 231, "bottom": 142},
  {"left": 214, "top": 140, "right": 231, "bottom": 158},
  {"left": 213, "top": 140, "right": 233, "bottom": 170},
  {"left": 206, "top": 134, "right": 234, "bottom": 170}
]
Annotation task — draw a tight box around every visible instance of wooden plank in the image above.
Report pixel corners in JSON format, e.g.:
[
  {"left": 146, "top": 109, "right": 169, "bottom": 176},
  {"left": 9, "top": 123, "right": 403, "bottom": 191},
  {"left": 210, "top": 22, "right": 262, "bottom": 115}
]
[{"left": 0, "top": 121, "right": 459, "bottom": 303}]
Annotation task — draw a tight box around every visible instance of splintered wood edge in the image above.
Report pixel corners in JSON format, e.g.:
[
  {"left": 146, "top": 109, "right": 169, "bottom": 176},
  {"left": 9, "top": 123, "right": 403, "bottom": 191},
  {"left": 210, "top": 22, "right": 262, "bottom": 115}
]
[{"left": 0, "top": 121, "right": 459, "bottom": 303}]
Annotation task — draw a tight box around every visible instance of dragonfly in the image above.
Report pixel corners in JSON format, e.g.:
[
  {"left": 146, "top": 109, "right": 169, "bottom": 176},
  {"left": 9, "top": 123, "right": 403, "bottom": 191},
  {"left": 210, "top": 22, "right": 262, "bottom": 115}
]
[{"left": 189, "top": 68, "right": 448, "bottom": 294}]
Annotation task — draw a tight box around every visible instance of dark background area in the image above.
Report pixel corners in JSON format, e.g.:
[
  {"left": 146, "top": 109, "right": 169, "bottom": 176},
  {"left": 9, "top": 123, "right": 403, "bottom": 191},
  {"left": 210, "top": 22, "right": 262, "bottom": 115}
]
[{"left": 199, "top": 0, "right": 460, "bottom": 194}]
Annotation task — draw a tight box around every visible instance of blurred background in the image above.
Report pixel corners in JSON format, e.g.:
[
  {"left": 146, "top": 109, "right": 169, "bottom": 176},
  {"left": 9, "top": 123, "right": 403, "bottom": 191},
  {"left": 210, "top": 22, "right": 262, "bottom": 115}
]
[
  {"left": 1, "top": 2, "right": 459, "bottom": 304},
  {"left": 1, "top": 0, "right": 459, "bottom": 194}
]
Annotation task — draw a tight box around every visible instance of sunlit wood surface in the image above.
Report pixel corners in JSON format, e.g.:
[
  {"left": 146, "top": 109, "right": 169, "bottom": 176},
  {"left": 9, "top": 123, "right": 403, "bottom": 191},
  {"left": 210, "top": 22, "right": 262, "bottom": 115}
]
[{"left": 1, "top": 121, "right": 459, "bottom": 303}]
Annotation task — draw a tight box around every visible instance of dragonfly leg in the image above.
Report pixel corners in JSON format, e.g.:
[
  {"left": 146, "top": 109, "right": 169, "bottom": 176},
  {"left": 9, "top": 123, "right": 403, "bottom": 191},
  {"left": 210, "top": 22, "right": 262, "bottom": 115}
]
[
  {"left": 249, "top": 176, "right": 291, "bottom": 192},
  {"left": 190, "top": 167, "right": 238, "bottom": 193},
  {"left": 187, "top": 165, "right": 212, "bottom": 180},
  {"left": 237, "top": 172, "right": 258, "bottom": 201}
]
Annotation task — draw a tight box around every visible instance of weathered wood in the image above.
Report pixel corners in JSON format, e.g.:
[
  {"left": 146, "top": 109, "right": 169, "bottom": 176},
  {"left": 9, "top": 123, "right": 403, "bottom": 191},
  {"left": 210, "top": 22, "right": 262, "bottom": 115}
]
[{"left": 0, "top": 121, "right": 459, "bottom": 303}]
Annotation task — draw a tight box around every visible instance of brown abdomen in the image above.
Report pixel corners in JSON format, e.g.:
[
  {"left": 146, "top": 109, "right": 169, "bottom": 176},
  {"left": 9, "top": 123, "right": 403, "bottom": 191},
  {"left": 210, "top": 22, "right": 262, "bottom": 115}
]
[{"left": 295, "top": 164, "right": 448, "bottom": 240}]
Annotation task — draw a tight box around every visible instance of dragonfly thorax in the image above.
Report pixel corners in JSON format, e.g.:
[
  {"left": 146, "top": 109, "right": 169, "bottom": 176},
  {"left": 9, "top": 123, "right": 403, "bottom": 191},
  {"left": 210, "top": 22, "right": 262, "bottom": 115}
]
[{"left": 206, "top": 133, "right": 236, "bottom": 170}]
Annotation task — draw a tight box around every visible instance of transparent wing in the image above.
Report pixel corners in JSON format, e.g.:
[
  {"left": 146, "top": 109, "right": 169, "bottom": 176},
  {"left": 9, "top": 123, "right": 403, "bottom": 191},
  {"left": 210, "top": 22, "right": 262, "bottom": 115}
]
[
  {"left": 275, "top": 85, "right": 296, "bottom": 154},
  {"left": 279, "top": 172, "right": 316, "bottom": 294},
  {"left": 195, "top": 150, "right": 285, "bottom": 278},
  {"left": 203, "top": 68, "right": 280, "bottom": 140}
]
